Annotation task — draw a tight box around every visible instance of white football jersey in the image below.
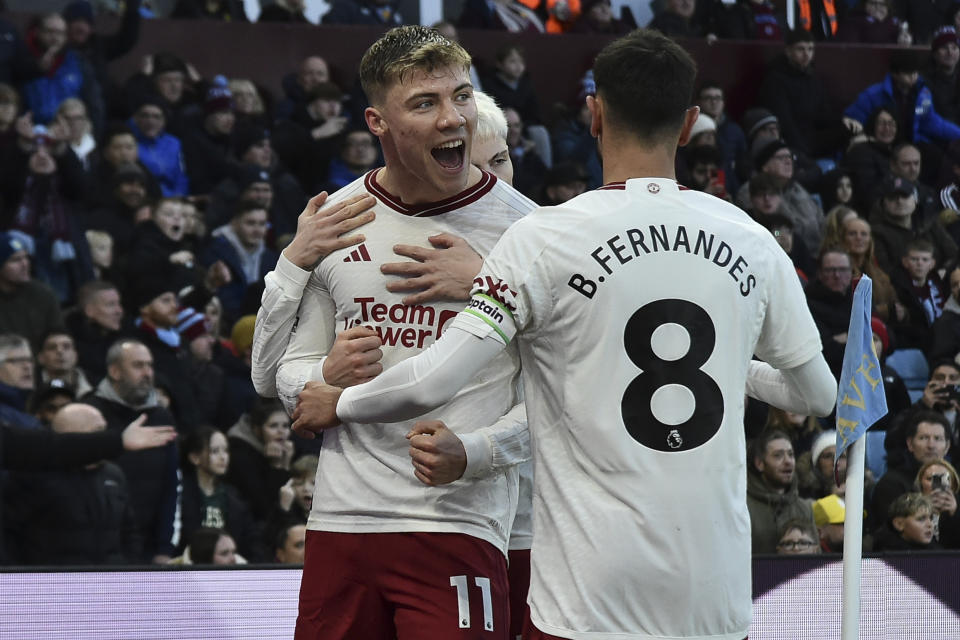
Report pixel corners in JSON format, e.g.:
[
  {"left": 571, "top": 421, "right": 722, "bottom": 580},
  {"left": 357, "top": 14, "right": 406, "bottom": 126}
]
[
  {"left": 278, "top": 169, "right": 536, "bottom": 554},
  {"left": 453, "top": 178, "right": 822, "bottom": 639}
]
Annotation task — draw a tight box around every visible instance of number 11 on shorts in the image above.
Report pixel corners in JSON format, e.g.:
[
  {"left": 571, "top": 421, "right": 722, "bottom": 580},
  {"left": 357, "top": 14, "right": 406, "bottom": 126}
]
[{"left": 450, "top": 575, "right": 495, "bottom": 631}]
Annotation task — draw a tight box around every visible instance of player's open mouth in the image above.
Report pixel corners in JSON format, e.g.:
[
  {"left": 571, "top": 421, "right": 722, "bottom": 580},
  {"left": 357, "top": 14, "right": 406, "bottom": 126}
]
[{"left": 431, "top": 139, "right": 465, "bottom": 170}]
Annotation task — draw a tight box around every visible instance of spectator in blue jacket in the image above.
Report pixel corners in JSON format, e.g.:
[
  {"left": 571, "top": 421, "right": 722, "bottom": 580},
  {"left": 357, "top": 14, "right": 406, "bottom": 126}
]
[
  {"left": 128, "top": 96, "right": 189, "bottom": 197},
  {"left": 844, "top": 50, "right": 960, "bottom": 147},
  {"left": 200, "top": 200, "right": 278, "bottom": 325}
]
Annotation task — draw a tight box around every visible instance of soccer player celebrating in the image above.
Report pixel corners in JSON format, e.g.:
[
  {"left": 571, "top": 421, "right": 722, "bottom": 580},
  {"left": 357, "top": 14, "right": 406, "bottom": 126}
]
[
  {"left": 268, "top": 26, "right": 536, "bottom": 640},
  {"left": 293, "top": 29, "right": 838, "bottom": 639}
]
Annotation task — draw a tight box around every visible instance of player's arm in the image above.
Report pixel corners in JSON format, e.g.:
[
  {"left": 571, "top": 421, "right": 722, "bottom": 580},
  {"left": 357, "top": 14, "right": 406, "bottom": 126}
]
[
  {"left": 251, "top": 193, "right": 375, "bottom": 398},
  {"left": 293, "top": 324, "right": 506, "bottom": 438},
  {"left": 745, "top": 355, "right": 837, "bottom": 417}
]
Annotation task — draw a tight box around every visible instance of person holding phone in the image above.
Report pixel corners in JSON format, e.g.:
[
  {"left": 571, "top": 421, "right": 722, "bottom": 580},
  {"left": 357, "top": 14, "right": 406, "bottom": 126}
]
[{"left": 915, "top": 458, "right": 960, "bottom": 548}]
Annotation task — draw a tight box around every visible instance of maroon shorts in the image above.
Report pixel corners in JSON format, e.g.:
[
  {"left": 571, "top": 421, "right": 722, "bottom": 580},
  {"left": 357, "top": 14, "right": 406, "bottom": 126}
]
[
  {"left": 507, "top": 549, "right": 531, "bottom": 640},
  {"left": 295, "top": 530, "right": 510, "bottom": 640}
]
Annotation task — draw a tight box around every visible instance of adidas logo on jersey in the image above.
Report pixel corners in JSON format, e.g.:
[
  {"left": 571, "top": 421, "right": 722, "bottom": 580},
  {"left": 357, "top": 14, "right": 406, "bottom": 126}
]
[{"left": 343, "top": 244, "right": 372, "bottom": 263}]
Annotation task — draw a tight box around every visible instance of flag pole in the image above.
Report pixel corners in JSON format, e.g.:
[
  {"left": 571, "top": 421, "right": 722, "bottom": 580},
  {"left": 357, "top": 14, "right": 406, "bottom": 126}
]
[{"left": 840, "top": 436, "right": 866, "bottom": 640}]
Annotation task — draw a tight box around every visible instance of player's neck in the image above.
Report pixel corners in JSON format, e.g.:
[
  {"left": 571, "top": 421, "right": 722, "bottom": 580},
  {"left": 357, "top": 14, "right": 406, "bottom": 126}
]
[
  {"left": 376, "top": 164, "right": 482, "bottom": 204},
  {"left": 600, "top": 137, "right": 678, "bottom": 185}
]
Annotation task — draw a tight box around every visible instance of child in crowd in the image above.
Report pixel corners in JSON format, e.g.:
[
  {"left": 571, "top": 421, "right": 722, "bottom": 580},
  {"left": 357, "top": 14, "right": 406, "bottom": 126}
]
[
  {"left": 873, "top": 493, "right": 940, "bottom": 551},
  {"left": 891, "top": 239, "right": 946, "bottom": 350}
]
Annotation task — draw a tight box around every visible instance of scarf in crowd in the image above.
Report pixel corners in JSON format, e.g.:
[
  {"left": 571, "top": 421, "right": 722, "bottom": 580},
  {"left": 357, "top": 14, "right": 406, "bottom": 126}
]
[{"left": 15, "top": 174, "right": 72, "bottom": 242}]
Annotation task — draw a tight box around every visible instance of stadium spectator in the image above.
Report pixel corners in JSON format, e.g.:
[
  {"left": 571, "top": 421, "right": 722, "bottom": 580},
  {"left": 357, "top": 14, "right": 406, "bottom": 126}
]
[
  {"left": 775, "top": 519, "right": 821, "bottom": 555},
  {"left": 819, "top": 170, "right": 856, "bottom": 213},
  {"left": 174, "top": 306, "right": 226, "bottom": 426},
  {"left": 85, "top": 229, "right": 115, "bottom": 282},
  {"left": 837, "top": 0, "right": 911, "bottom": 44},
  {"left": 3, "top": 403, "right": 141, "bottom": 565},
  {"left": 798, "top": 430, "right": 847, "bottom": 500},
  {"left": 926, "top": 26, "right": 960, "bottom": 124},
  {"left": 0, "top": 334, "right": 42, "bottom": 430},
  {"left": 228, "top": 78, "right": 269, "bottom": 129},
  {"left": 758, "top": 28, "right": 846, "bottom": 158},
  {"left": 540, "top": 162, "right": 589, "bottom": 206},
  {"left": 761, "top": 214, "right": 813, "bottom": 283},
  {"left": 505, "top": 106, "right": 547, "bottom": 201},
  {"left": 182, "top": 76, "right": 236, "bottom": 194},
  {"left": 207, "top": 162, "right": 306, "bottom": 240},
  {"left": 763, "top": 406, "right": 824, "bottom": 456},
  {"left": 873, "top": 492, "right": 940, "bottom": 550},
  {"left": 274, "top": 523, "right": 307, "bottom": 563},
  {"left": 552, "top": 78, "right": 601, "bottom": 190},
  {"left": 123, "top": 52, "right": 200, "bottom": 138},
  {"left": 840, "top": 216, "right": 901, "bottom": 324},
  {"left": 323, "top": 129, "right": 379, "bottom": 191},
  {"left": 85, "top": 125, "right": 161, "bottom": 209},
  {"left": 225, "top": 398, "right": 293, "bottom": 523},
  {"left": 22, "top": 12, "right": 104, "bottom": 130},
  {"left": 0, "top": 233, "right": 64, "bottom": 353},
  {"left": 273, "top": 454, "right": 318, "bottom": 528},
  {"left": 872, "top": 411, "right": 950, "bottom": 530},
  {"left": 171, "top": 0, "right": 248, "bottom": 21},
  {"left": 457, "top": 0, "right": 546, "bottom": 32},
  {"left": 56, "top": 98, "right": 95, "bottom": 168},
  {"left": 66, "top": 280, "right": 125, "bottom": 384},
  {"left": 128, "top": 96, "right": 190, "bottom": 197},
  {"left": 200, "top": 201, "right": 277, "bottom": 324},
  {"left": 570, "top": 0, "right": 631, "bottom": 34},
  {"left": 482, "top": 45, "right": 542, "bottom": 128},
  {"left": 915, "top": 458, "right": 960, "bottom": 548},
  {"left": 737, "top": 138, "right": 824, "bottom": 252},
  {"left": 696, "top": 81, "right": 747, "bottom": 194},
  {"left": 647, "top": 0, "right": 702, "bottom": 37},
  {"left": 83, "top": 338, "right": 180, "bottom": 562},
  {"left": 805, "top": 247, "right": 855, "bottom": 375},
  {"left": 179, "top": 426, "right": 264, "bottom": 561},
  {"left": 273, "top": 82, "right": 348, "bottom": 193},
  {"left": 812, "top": 494, "right": 847, "bottom": 552},
  {"left": 684, "top": 144, "right": 728, "bottom": 201},
  {"left": 275, "top": 56, "right": 331, "bottom": 121},
  {"left": 893, "top": 0, "right": 947, "bottom": 45},
  {"left": 259, "top": 0, "right": 309, "bottom": 22},
  {"left": 889, "top": 239, "right": 945, "bottom": 350},
  {"left": 747, "top": 430, "right": 818, "bottom": 554},
  {"left": 888, "top": 143, "right": 940, "bottom": 223},
  {"left": 63, "top": 0, "right": 142, "bottom": 118},
  {"left": 907, "top": 361, "right": 960, "bottom": 448},
  {"left": 930, "top": 266, "right": 960, "bottom": 361},
  {"left": 869, "top": 175, "right": 957, "bottom": 274},
  {"left": 173, "top": 527, "right": 243, "bottom": 564},
  {"left": 36, "top": 329, "right": 92, "bottom": 398},
  {"left": 29, "top": 378, "right": 75, "bottom": 426}
]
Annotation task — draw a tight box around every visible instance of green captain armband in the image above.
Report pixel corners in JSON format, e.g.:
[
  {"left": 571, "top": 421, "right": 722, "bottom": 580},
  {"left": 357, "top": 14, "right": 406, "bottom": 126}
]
[{"left": 461, "top": 293, "right": 516, "bottom": 344}]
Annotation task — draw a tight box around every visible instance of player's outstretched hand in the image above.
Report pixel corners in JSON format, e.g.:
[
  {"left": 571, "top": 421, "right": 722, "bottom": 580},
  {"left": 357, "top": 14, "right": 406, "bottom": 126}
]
[
  {"left": 283, "top": 192, "right": 376, "bottom": 270},
  {"left": 121, "top": 414, "right": 177, "bottom": 451},
  {"left": 381, "top": 233, "right": 482, "bottom": 305},
  {"left": 292, "top": 381, "right": 343, "bottom": 439},
  {"left": 406, "top": 421, "right": 467, "bottom": 486},
  {"left": 322, "top": 326, "right": 384, "bottom": 387}
]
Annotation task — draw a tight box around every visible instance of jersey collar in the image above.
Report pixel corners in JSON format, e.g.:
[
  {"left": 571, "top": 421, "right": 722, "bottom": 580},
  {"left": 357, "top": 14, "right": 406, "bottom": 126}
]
[{"left": 365, "top": 168, "right": 498, "bottom": 217}]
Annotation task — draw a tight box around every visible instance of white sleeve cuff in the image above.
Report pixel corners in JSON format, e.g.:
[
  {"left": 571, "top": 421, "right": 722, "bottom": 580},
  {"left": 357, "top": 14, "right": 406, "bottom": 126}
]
[
  {"left": 458, "top": 431, "right": 493, "bottom": 479},
  {"left": 274, "top": 254, "right": 312, "bottom": 294}
]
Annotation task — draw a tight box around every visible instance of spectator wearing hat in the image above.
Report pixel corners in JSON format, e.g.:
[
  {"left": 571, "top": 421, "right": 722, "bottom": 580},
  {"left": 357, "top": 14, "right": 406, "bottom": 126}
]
[
  {"left": 758, "top": 28, "right": 847, "bottom": 159},
  {"left": 737, "top": 138, "right": 824, "bottom": 253},
  {"left": 85, "top": 161, "right": 151, "bottom": 262},
  {"left": 29, "top": 378, "right": 76, "bottom": 426},
  {"left": 870, "top": 174, "right": 957, "bottom": 273},
  {"left": 200, "top": 200, "right": 279, "bottom": 325},
  {"left": 83, "top": 338, "right": 180, "bottom": 562},
  {"left": 228, "top": 124, "right": 304, "bottom": 227},
  {"left": 738, "top": 107, "right": 822, "bottom": 192},
  {"left": 123, "top": 51, "right": 201, "bottom": 137},
  {"left": 812, "top": 494, "right": 847, "bottom": 553},
  {"left": 85, "top": 124, "right": 161, "bottom": 209},
  {"left": 273, "top": 82, "right": 348, "bottom": 193},
  {"left": 208, "top": 162, "right": 306, "bottom": 240},
  {"left": 696, "top": 82, "right": 747, "bottom": 194},
  {"left": 176, "top": 307, "right": 227, "bottom": 426},
  {"left": 65, "top": 280, "right": 125, "bottom": 385},
  {"left": 275, "top": 56, "right": 331, "bottom": 122},
  {"left": 125, "top": 275, "right": 201, "bottom": 432},
  {"left": 36, "top": 329, "right": 92, "bottom": 399},
  {"left": 21, "top": 12, "right": 104, "bottom": 132},
  {"left": 798, "top": 430, "right": 847, "bottom": 500},
  {"left": 128, "top": 95, "right": 189, "bottom": 197},
  {"left": 171, "top": 0, "right": 248, "bottom": 21},
  {"left": 63, "top": 0, "right": 142, "bottom": 120},
  {"left": 260, "top": 0, "right": 310, "bottom": 22},
  {"left": 182, "top": 76, "right": 236, "bottom": 194},
  {"left": 552, "top": 71, "right": 602, "bottom": 190},
  {"left": 0, "top": 333, "right": 43, "bottom": 430},
  {"left": 926, "top": 25, "right": 960, "bottom": 123},
  {"left": 0, "top": 234, "right": 64, "bottom": 354}
]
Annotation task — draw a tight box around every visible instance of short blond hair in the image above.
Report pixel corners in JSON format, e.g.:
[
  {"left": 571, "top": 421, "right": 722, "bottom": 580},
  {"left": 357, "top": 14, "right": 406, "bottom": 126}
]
[
  {"left": 360, "top": 26, "right": 471, "bottom": 106},
  {"left": 473, "top": 90, "right": 507, "bottom": 144}
]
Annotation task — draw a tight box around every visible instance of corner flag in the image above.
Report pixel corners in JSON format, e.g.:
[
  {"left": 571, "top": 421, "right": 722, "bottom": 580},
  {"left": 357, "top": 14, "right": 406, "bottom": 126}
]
[{"left": 835, "top": 274, "right": 888, "bottom": 474}]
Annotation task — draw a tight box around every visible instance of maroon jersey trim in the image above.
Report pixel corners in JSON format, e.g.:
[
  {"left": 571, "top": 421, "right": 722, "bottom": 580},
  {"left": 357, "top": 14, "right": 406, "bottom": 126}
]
[{"left": 364, "top": 168, "right": 497, "bottom": 217}]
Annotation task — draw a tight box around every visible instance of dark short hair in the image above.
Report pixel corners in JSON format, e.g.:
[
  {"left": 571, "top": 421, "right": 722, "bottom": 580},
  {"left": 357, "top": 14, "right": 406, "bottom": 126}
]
[
  {"left": 904, "top": 238, "right": 934, "bottom": 255},
  {"left": 750, "top": 172, "right": 783, "bottom": 196},
  {"left": 593, "top": 29, "right": 697, "bottom": 144},
  {"left": 785, "top": 28, "right": 815, "bottom": 45},
  {"left": 903, "top": 409, "right": 949, "bottom": 440},
  {"left": 233, "top": 198, "right": 268, "bottom": 220},
  {"left": 750, "top": 429, "right": 792, "bottom": 472},
  {"left": 189, "top": 527, "right": 229, "bottom": 564},
  {"left": 818, "top": 245, "right": 851, "bottom": 268},
  {"left": 180, "top": 426, "right": 225, "bottom": 471},
  {"left": 865, "top": 106, "right": 897, "bottom": 137},
  {"left": 761, "top": 213, "right": 794, "bottom": 231},
  {"left": 687, "top": 144, "right": 723, "bottom": 170},
  {"left": 248, "top": 397, "right": 286, "bottom": 429}
]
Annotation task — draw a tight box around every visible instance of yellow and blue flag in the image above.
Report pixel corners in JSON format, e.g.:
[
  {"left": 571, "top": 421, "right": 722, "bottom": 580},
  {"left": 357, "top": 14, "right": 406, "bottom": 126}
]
[{"left": 835, "top": 274, "right": 888, "bottom": 475}]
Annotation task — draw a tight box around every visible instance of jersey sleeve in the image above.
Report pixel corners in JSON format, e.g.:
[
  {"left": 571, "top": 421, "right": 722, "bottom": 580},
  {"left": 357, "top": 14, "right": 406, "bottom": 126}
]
[
  {"left": 251, "top": 255, "right": 313, "bottom": 398},
  {"left": 275, "top": 270, "right": 338, "bottom": 415},
  {"left": 753, "top": 242, "right": 824, "bottom": 370},
  {"left": 451, "top": 217, "right": 551, "bottom": 345}
]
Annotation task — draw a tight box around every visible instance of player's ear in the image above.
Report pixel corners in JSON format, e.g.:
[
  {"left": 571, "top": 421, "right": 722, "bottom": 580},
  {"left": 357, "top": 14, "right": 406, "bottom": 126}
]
[
  {"left": 365, "top": 106, "right": 387, "bottom": 137},
  {"left": 677, "top": 106, "right": 700, "bottom": 148},
  {"left": 586, "top": 95, "right": 601, "bottom": 140}
]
